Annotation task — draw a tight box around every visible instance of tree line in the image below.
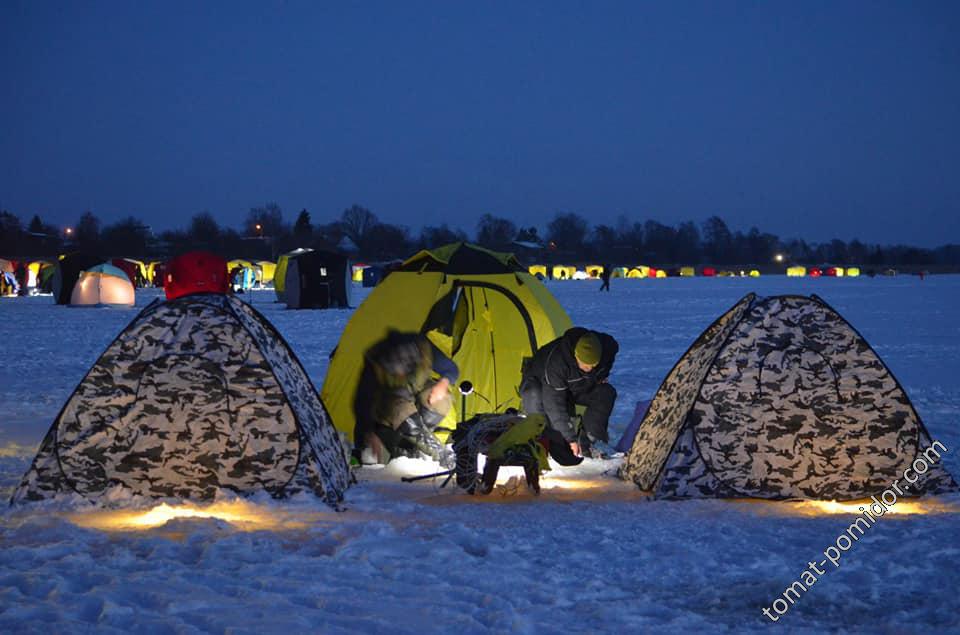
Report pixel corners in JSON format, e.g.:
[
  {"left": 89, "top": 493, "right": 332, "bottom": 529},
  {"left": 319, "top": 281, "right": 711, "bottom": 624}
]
[{"left": 1, "top": 205, "right": 958, "bottom": 268}]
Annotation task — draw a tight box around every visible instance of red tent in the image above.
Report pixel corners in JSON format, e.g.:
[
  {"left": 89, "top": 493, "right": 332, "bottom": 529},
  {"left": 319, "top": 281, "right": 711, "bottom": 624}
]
[
  {"left": 702, "top": 267, "right": 717, "bottom": 277},
  {"left": 809, "top": 267, "right": 822, "bottom": 277},
  {"left": 164, "top": 251, "right": 229, "bottom": 300}
]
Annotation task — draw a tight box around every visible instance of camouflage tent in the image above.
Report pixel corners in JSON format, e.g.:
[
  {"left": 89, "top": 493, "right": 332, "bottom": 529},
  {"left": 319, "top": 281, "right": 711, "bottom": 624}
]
[
  {"left": 11, "top": 294, "right": 351, "bottom": 508},
  {"left": 621, "top": 294, "right": 957, "bottom": 500}
]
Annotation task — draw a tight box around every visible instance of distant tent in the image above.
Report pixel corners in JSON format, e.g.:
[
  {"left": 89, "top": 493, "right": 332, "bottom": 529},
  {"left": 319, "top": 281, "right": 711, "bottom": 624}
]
[
  {"left": 257, "top": 260, "right": 277, "bottom": 286},
  {"left": 26, "top": 261, "right": 41, "bottom": 288},
  {"left": 351, "top": 263, "right": 368, "bottom": 283},
  {"left": 809, "top": 267, "right": 822, "bottom": 277},
  {"left": 274, "top": 248, "right": 312, "bottom": 303},
  {"left": 37, "top": 262, "right": 56, "bottom": 293},
  {"left": 551, "top": 265, "right": 576, "bottom": 280},
  {"left": 284, "top": 250, "right": 351, "bottom": 309},
  {"left": 787, "top": 266, "right": 806, "bottom": 277},
  {"left": 585, "top": 265, "right": 603, "bottom": 278},
  {"left": 655, "top": 269, "right": 667, "bottom": 278},
  {"left": 611, "top": 266, "right": 629, "bottom": 278},
  {"left": 321, "top": 242, "right": 573, "bottom": 440},
  {"left": 0, "top": 272, "right": 18, "bottom": 296},
  {"left": 70, "top": 264, "right": 135, "bottom": 307},
  {"left": 627, "top": 266, "right": 649, "bottom": 278},
  {"left": 846, "top": 267, "right": 861, "bottom": 277},
  {"left": 228, "top": 259, "right": 257, "bottom": 290},
  {"left": 11, "top": 293, "right": 351, "bottom": 507},
  {"left": 701, "top": 267, "right": 716, "bottom": 277},
  {"left": 52, "top": 253, "right": 104, "bottom": 305},
  {"left": 679, "top": 267, "right": 696, "bottom": 277},
  {"left": 528, "top": 265, "right": 548, "bottom": 279},
  {"left": 145, "top": 261, "right": 163, "bottom": 287},
  {"left": 749, "top": 270, "right": 760, "bottom": 278},
  {"left": 164, "top": 251, "right": 229, "bottom": 300},
  {"left": 620, "top": 294, "right": 958, "bottom": 500}
]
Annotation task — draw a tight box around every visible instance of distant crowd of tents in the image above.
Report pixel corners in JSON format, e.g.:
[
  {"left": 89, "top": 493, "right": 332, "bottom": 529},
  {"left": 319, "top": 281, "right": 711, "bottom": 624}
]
[
  {"left": 0, "top": 248, "right": 355, "bottom": 309},
  {"left": 523, "top": 264, "right": 899, "bottom": 280},
  {"left": 0, "top": 250, "right": 914, "bottom": 307}
]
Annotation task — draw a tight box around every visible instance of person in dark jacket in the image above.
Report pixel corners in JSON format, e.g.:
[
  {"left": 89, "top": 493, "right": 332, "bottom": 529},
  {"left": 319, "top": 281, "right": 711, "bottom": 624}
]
[
  {"left": 353, "top": 330, "right": 459, "bottom": 466},
  {"left": 520, "top": 327, "right": 618, "bottom": 458},
  {"left": 599, "top": 265, "right": 612, "bottom": 292}
]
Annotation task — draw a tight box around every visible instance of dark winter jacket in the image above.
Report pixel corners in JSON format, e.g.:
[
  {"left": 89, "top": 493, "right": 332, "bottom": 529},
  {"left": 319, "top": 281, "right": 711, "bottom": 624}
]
[
  {"left": 357, "top": 331, "right": 459, "bottom": 434},
  {"left": 523, "top": 327, "right": 618, "bottom": 438}
]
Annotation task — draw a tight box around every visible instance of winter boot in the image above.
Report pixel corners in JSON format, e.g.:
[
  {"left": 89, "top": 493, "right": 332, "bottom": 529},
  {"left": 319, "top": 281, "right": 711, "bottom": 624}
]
[
  {"left": 477, "top": 458, "right": 502, "bottom": 496},
  {"left": 522, "top": 458, "right": 541, "bottom": 496}
]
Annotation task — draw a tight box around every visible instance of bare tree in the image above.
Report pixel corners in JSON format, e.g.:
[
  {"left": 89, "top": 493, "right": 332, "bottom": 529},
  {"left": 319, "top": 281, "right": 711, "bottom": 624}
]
[
  {"left": 419, "top": 224, "right": 466, "bottom": 249},
  {"left": 546, "top": 212, "right": 589, "bottom": 253},
  {"left": 245, "top": 203, "right": 284, "bottom": 237},
  {"left": 340, "top": 204, "right": 378, "bottom": 251},
  {"left": 75, "top": 211, "right": 101, "bottom": 251},
  {"left": 475, "top": 214, "right": 516, "bottom": 249},
  {"left": 293, "top": 209, "right": 313, "bottom": 243},
  {"left": 188, "top": 211, "right": 221, "bottom": 247},
  {"left": 365, "top": 222, "right": 411, "bottom": 260}
]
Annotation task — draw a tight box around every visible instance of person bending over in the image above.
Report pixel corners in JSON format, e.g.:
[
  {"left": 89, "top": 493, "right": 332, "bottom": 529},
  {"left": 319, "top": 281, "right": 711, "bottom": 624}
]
[
  {"left": 520, "top": 327, "right": 618, "bottom": 458},
  {"left": 353, "top": 330, "right": 458, "bottom": 466}
]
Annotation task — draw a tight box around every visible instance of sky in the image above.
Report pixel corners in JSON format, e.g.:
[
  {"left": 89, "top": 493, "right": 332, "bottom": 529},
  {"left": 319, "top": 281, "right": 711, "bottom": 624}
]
[{"left": 1, "top": 1, "right": 958, "bottom": 247}]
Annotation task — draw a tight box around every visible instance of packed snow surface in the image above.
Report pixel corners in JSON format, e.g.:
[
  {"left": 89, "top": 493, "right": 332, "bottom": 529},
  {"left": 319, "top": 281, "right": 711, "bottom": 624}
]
[{"left": 2, "top": 276, "right": 959, "bottom": 633}]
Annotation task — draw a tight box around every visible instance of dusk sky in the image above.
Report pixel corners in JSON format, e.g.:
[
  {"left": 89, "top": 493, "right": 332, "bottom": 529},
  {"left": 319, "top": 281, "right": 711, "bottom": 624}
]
[{"left": 2, "top": 1, "right": 958, "bottom": 247}]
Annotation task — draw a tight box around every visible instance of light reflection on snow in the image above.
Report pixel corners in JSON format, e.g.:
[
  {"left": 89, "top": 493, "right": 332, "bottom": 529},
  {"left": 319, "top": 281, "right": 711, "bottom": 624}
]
[
  {"left": 791, "top": 499, "right": 948, "bottom": 516},
  {"left": 66, "top": 500, "right": 323, "bottom": 531},
  {"left": 736, "top": 498, "right": 957, "bottom": 517}
]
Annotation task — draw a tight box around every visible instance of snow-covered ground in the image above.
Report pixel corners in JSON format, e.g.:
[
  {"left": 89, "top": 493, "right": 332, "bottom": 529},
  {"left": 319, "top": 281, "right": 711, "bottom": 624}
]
[{"left": 2, "top": 276, "right": 959, "bottom": 633}]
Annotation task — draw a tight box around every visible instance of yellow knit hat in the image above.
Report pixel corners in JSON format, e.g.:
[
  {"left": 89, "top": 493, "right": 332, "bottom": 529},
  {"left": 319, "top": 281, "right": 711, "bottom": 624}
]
[{"left": 574, "top": 332, "right": 602, "bottom": 366}]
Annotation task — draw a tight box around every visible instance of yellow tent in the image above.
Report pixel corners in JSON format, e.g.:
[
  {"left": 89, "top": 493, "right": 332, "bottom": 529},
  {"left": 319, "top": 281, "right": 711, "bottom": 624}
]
[
  {"left": 679, "top": 267, "right": 696, "bottom": 277},
  {"left": 321, "top": 243, "right": 573, "bottom": 440},
  {"left": 145, "top": 261, "right": 163, "bottom": 286},
  {"left": 585, "top": 265, "right": 603, "bottom": 278},
  {"left": 787, "top": 266, "right": 806, "bottom": 277},
  {"left": 749, "top": 270, "right": 760, "bottom": 277},
  {"left": 611, "top": 266, "right": 629, "bottom": 278},
  {"left": 627, "top": 266, "right": 650, "bottom": 278},
  {"left": 528, "top": 265, "right": 547, "bottom": 278},
  {"left": 655, "top": 269, "right": 667, "bottom": 278},
  {"left": 257, "top": 260, "right": 277, "bottom": 284},
  {"left": 551, "top": 265, "right": 576, "bottom": 280},
  {"left": 27, "top": 261, "right": 50, "bottom": 287},
  {"left": 846, "top": 267, "right": 861, "bottom": 277},
  {"left": 351, "top": 264, "right": 368, "bottom": 283}
]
